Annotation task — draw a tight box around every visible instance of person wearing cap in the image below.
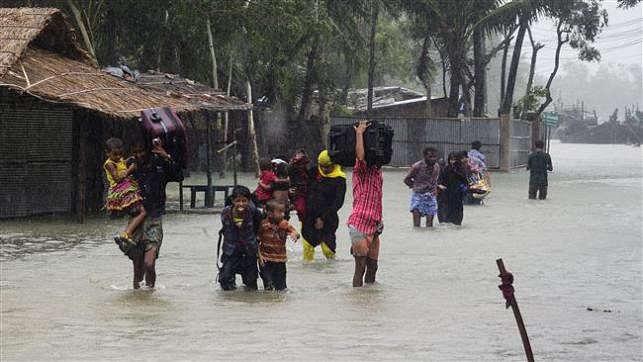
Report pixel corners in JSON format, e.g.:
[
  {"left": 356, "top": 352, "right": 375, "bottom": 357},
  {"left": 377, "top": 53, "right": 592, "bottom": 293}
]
[{"left": 301, "top": 150, "right": 347, "bottom": 261}]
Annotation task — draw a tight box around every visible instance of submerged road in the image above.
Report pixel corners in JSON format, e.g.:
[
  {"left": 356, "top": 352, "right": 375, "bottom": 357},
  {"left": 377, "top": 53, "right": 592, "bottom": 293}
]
[{"left": 1, "top": 141, "right": 641, "bottom": 361}]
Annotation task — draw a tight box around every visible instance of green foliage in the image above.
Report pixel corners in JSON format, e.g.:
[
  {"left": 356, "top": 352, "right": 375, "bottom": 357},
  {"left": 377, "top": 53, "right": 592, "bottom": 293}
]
[{"left": 516, "top": 86, "right": 547, "bottom": 116}]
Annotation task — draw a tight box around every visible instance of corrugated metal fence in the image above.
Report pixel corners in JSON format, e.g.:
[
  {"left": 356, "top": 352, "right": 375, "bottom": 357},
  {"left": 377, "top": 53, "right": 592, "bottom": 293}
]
[
  {"left": 329, "top": 116, "right": 502, "bottom": 168},
  {"left": 511, "top": 119, "right": 531, "bottom": 168}
]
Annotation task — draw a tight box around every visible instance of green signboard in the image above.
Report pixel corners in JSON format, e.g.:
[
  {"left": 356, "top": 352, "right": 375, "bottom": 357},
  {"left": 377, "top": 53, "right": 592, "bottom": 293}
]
[{"left": 542, "top": 112, "right": 559, "bottom": 127}]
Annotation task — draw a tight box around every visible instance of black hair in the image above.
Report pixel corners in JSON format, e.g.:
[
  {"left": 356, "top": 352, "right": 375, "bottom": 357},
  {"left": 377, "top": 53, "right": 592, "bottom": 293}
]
[
  {"left": 458, "top": 151, "right": 469, "bottom": 160},
  {"left": 105, "top": 137, "right": 124, "bottom": 151},
  {"left": 230, "top": 185, "right": 252, "bottom": 201},
  {"left": 274, "top": 162, "right": 289, "bottom": 177},
  {"left": 535, "top": 140, "right": 544, "bottom": 149},
  {"left": 423, "top": 147, "right": 438, "bottom": 156},
  {"left": 471, "top": 140, "right": 482, "bottom": 150},
  {"left": 259, "top": 158, "right": 272, "bottom": 171}
]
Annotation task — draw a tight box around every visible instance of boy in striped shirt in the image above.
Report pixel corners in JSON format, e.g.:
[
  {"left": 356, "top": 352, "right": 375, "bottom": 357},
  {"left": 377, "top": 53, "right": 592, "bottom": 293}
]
[{"left": 347, "top": 120, "right": 384, "bottom": 287}]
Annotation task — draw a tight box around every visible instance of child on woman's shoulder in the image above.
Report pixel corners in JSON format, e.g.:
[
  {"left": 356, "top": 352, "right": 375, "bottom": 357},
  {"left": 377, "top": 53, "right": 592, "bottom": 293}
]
[
  {"left": 103, "top": 137, "right": 147, "bottom": 254},
  {"left": 219, "top": 186, "right": 263, "bottom": 291},
  {"left": 257, "top": 199, "right": 299, "bottom": 291}
]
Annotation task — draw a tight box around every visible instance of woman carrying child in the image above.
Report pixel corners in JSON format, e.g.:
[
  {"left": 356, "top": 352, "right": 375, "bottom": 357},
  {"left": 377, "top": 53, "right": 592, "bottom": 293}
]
[
  {"left": 219, "top": 186, "right": 263, "bottom": 291},
  {"left": 103, "top": 137, "right": 147, "bottom": 253},
  {"left": 288, "top": 149, "right": 312, "bottom": 223},
  {"left": 257, "top": 200, "right": 300, "bottom": 290},
  {"left": 301, "top": 150, "right": 346, "bottom": 261}
]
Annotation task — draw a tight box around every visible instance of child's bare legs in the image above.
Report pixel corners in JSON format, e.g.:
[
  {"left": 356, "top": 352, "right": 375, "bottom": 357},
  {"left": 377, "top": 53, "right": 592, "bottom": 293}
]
[{"left": 124, "top": 205, "right": 147, "bottom": 239}]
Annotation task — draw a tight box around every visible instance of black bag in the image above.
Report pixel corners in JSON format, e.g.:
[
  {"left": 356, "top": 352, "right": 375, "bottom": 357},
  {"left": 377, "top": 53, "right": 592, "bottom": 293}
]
[
  {"left": 139, "top": 107, "right": 189, "bottom": 182},
  {"left": 328, "top": 121, "right": 394, "bottom": 167}
]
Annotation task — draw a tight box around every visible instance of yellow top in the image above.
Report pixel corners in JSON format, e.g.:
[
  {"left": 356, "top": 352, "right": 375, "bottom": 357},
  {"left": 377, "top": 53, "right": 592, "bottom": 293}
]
[{"left": 104, "top": 158, "right": 127, "bottom": 188}]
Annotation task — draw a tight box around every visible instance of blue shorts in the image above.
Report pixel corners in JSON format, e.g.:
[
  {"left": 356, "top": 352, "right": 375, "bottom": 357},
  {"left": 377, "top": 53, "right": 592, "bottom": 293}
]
[{"left": 410, "top": 191, "right": 438, "bottom": 216}]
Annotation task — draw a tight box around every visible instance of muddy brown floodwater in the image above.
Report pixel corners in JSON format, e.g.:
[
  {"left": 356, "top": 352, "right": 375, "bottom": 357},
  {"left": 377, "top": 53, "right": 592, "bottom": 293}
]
[{"left": 1, "top": 141, "right": 641, "bottom": 361}]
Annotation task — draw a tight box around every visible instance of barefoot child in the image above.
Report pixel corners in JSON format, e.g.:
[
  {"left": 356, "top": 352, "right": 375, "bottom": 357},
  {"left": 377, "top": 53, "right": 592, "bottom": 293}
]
[
  {"left": 103, "top": 138, "right": 146, "bottom": 253},
  {"left": 219, "top": 186, "right": 263, "bottom": 291},
  {"left": 257, "top": 200, "right": 300, "bottom": 290}
]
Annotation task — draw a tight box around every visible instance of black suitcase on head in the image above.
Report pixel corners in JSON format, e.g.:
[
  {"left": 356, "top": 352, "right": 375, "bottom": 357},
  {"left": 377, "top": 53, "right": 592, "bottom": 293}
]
[
  {"left": 328, "top": 121, "right": 394, "bottom": 167},
  {"left": 139, "top": 107, "right": 189, "bottom": 181}
]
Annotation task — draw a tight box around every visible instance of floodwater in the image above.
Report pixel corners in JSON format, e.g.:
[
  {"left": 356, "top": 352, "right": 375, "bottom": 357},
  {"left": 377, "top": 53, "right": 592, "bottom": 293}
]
[{"left": 1, "top": 141, "right": 641, "bottom": 361}]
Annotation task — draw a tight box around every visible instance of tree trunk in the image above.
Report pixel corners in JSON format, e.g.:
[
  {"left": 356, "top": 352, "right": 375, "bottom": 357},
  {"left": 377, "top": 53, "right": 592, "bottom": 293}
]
[
  {"left": 367, "top": 0, "right": 379, "bottom": 116},
  {"left": 499, "top": 30, "right": 512, "bottom": 112},
  {"left": 448, "top": 72, "right": 460, "bottom": 117},
  {"left": 417, "top": 33, "right": 433, "bottom": 116},
  {"left": 157, "top": 10, "right": 169, "bottom": 72},
  {"left": 501, "top": 19, "right": 528, "bottom": 115},
  {"left": 536, "top": 21, "right": 567, "bottom": 117},
  {"left": 299, "top": 38, "right": 319, "bottom": 121},
  {"left": 473, "top": 29, "right": 486, "bottom": 117},
  {"left": 525, "top": 26, "right": 543, "bottom": 97},
  {"left": 340, "top": 52, "right": 354, "bottom": 106},
  {"left": 206, "top": 17, "right": 219, "bottom": 89}
]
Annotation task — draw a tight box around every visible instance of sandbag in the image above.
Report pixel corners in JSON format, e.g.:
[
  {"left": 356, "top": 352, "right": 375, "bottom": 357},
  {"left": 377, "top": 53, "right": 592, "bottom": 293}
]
[
  {"left": 139, "top": 107, "right": 189, "bottom": 181},
  {"left": 328, "top": 121, "right": 394, "bottom": 167}
]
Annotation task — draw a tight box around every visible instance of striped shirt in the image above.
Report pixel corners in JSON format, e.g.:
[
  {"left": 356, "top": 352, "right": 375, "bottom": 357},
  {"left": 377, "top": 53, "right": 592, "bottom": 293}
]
[
  {"left": 257, "top": 219, "right": 297, "bottom": 262},
  {"left": 347, "top": 159, "right": 383, "bottom": 235}
]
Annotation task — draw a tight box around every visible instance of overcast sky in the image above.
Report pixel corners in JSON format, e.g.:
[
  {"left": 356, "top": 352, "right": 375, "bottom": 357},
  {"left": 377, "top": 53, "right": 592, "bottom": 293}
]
[{"left": 525, "top": 1, "right": 642, "bottom": 77}]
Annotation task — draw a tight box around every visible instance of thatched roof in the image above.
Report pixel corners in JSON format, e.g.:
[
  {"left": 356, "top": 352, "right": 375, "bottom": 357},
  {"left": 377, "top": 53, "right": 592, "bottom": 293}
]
[
  {"left": 0, "top": 47, "right": 198, "bottom": 118},
  {"left": 0, "top": 7, "right": 199, "bottom": 119},
  {"left": 0, "top": 7, "right": 94, "bottom": 76},
  {"left": 131, "top": 71, "right": 252, "bottom": 112}
]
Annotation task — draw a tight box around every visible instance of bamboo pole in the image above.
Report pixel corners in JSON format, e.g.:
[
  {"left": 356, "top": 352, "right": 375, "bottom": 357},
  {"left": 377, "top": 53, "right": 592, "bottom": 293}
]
[{"left": 496, "top": 258, "right": 534, "bottom": 362}]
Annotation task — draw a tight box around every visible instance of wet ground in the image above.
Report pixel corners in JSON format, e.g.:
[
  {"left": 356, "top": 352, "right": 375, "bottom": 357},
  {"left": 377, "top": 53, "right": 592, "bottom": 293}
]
[{"left": 1, "top": 141, "right": 641, "bottom": 361}]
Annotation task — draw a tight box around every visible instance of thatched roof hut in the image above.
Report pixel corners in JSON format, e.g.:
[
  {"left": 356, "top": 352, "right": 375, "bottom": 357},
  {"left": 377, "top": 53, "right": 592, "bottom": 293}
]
[{"left": 0, "top": 7, "right": 198, "bottom": 118}]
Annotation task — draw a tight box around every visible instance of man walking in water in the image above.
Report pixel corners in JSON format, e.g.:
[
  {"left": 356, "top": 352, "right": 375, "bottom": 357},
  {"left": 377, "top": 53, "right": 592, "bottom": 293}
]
[
  {"left": 527, "top": 140, "right": 553, "bottom": 200},
  {"left": 129, "top": 139, "right": 181, "bottom": 289},
  {"left": 348, "top": 120, "right": 383, "bottom": 287}
]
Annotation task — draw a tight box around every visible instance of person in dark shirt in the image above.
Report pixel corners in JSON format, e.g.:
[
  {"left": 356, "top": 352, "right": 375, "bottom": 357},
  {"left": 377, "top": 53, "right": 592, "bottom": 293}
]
[
  {"left": 526, "top": 140, "right": 553, "bottom": 200},
  {"left": 218, "top": 186, "right": 263, "bottom": 291},
  {"left": 127, "top": 140, "right": 181, "bottom": 289},
  {"left": 301, "top": 150, "right": 347, "bottom": 261},
  {"left": 437, "top": 151, "right": 469, "bottom": 226}
]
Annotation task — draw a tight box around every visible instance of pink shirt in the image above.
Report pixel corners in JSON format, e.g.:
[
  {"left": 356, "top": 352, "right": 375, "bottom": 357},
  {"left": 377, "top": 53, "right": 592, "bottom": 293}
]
[{"left": 347, "top": 159, "right": 383, "bottom": 235}]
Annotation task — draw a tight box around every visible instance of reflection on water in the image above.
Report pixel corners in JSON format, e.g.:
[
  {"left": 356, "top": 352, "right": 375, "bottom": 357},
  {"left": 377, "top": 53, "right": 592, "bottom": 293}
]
[{"left": 0, "top": 142, "right": 641, "bottom": 361}]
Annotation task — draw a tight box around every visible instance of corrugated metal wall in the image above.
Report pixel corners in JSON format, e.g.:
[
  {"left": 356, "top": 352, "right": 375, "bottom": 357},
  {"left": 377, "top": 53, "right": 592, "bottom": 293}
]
[
  {"left": 329, "top": 116, "right": 501, "bottom": 168},
  {"left": 0, "top": 90, "right": 73, "bottom": 218},
  {"left": 510, "top": 119, "right": 532, "bottom": 168}
]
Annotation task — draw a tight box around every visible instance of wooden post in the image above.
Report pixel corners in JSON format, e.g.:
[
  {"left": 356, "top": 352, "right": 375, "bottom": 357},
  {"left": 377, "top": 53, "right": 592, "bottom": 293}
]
[
  {"left": 499, "top": 113, "right": 511, "bottom": 171},
  {"left": 496, "top": 258, "right": 534, "bottom": 362},
  {"left": 76, "top": 118, "right": 87, "bottom": 223},
  {"left": 205, "top": 111, "right": 213, "bottom": 207}
]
